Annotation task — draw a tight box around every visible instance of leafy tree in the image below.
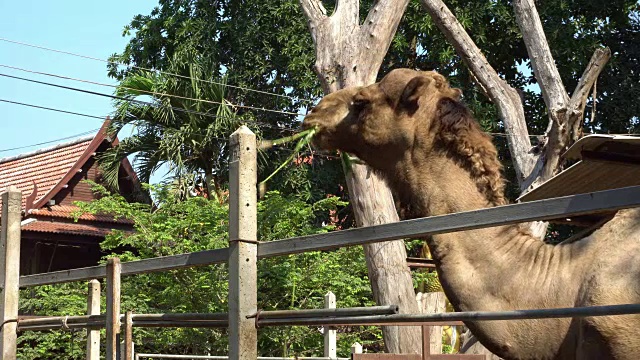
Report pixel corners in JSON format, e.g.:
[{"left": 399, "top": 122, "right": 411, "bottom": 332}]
[
  {"left": 18, "top": 183, "right": 385, "bottom": 358},
  {"left": 101, "top": 53, "right": 243, "bottom": 201},
  {"left": 110, "top": 0, "right": 640, "bottom": 191}
]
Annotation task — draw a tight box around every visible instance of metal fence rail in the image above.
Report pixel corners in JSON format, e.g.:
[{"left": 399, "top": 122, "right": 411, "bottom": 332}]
[{"left": 18, "top": 185, "right": 640, "bottom": 288}]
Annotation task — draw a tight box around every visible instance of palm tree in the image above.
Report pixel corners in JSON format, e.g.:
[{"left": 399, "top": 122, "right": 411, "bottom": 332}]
[{"left": 100, "top": 54, "right": 242, "bottom": 201}]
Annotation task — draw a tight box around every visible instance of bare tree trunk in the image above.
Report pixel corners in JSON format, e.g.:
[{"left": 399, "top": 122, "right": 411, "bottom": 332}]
[
  {"left": 419, "top": 0, "right": 610, "bottom": 356},
  {"left": 300, "top": 0, "right": 422, "bottom": 354}
]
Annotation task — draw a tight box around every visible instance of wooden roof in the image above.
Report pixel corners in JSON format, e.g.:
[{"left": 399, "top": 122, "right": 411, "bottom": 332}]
[
  {"left": 0, "top": 119, "right": 140, "bottom": 237},
  {"left": 0, "top": 136, "right": 94, "bottom": 210},
  {"left": 519, "top": 135, "right": 640, "bottom": 202},
  {"left": 518, "top": 134, "right": 640, "bottom": 224}
]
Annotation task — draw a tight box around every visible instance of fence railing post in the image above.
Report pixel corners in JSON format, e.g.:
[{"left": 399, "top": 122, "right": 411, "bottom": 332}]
[
  {"left": 351, "top": 342, "right": 362, "bottom": 359},
  {"left": 123, "top": 311, "right": 133, "bottom": 360},
  {"left": 106, "top": 258, "right": 122, "bottom": 360},
  {"left": 0, "top": 186, "right": 21, "bottom": 360},
  {"left": 86, "top": 279, "right": 101, "bottom": 360},
  {"left": 324, "top": 291, "right": 337, "bottom": 359},
  {"left": 228, "top": 126, "right": 258, "bottom": 360}
]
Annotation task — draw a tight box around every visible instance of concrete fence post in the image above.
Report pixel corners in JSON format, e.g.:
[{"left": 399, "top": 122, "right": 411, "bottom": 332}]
[
  {"left": 228, "top": 126, "right": 258, "bottom": 360},
  {"left": 351, "top": 342, "right": 363, "bottom": 358},
  {"left": 324, "top": 291, "right": 337, "bottom": 359},
  {"left": 0, "top": 186, "right": 21, "bottom": 360},
  {"left": 86, "top": 279, "right": 101, "bottom": 360},
  {"left": 106, "top": 258, "right": 122, "bottom": 360},
  {"left": 122, "top": 311, "right": 133, "bottom": 360}
]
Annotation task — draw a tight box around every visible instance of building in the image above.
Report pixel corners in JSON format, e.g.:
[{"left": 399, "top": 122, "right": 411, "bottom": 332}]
[{"left": 0, "top": 120, "right": 145, "bottom": 275}]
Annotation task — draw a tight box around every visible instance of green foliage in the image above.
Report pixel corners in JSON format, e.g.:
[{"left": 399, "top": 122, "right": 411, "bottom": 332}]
[
  {"left": 19, "top": 183, "right": 381, "bottom": 358},
  {"left": 101, "top": 53, "right": 247, "bottom": 201},
  {"left": 111, "top": 0, "right": 639, "bottom": 206},
  {"left": 18, "top": 284, "right": 90, "bottom": 360}
]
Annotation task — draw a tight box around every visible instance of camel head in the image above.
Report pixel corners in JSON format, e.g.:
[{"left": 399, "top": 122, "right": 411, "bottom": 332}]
[{"left": 303, "top": 68, "right": 506, "bottom": 206}]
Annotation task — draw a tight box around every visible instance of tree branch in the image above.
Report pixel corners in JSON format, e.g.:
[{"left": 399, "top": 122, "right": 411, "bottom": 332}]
[
  {"left": 568, "top": 48, "right": 611, "bottom": 138},
  {"left": 421, "top": 0, "right": 536, "bottom": 186},
  {"left": 299, "top": 0, "right": 328, "bottom": 43},
  {"left": 512, "top": 0, "right": 569, "bottom": 113},
  {"left": 363, "top": 0, "right": 409, "bottom": 43},
  {"left": 334, "top": 0, "right": 359, "bottom": 26}
]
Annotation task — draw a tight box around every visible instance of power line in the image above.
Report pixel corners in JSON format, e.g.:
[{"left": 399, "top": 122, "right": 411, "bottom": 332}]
[
  {"left": 0, "top": 72, "right": 300, "bottom": 132},
  {"left": 0, "top": 127, "right": 100, "bottom": 154},
  {"left": 0, "top": 64, "right": 305, "bottom": 117},
  {"left": 0, "top": 37, "right": 313, "bottom": 104},
  {"left": 0, "top": 98, "right": 106, "bottom": 120}
]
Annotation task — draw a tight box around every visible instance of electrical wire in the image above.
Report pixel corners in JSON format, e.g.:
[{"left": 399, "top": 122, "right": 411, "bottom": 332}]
[
  {"left": 0, "top": 98, "right": 106, "bottom": 120},
  {"left": 0, "top": 37, "right": 312, "bottom": 104},
  {"left": 0, "top": 72, "right": 300, "bottom": 133},
  {"left": 0, "top": 129, "right": 100, "bottom": 154},
  {"left": 0, "top": 98, "right": 300, "bottom": 150},
  {"left": 0, "top": 64, "right": 305, "bottom": 116}
]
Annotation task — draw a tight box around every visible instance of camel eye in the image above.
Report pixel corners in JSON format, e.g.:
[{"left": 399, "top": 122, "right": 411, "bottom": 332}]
[{"left": 351, "top": 98, "right": 369, "bottom": 110}]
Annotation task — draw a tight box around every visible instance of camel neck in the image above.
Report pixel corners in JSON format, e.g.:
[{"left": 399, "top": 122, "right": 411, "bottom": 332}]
[{"left": 388, "top": 152, "right": 583, "bottom": 357}]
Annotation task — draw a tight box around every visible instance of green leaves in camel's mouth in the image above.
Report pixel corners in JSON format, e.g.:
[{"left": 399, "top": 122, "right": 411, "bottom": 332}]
[{"left": 258, "top": 127, "right": 317, "bottom": 186}]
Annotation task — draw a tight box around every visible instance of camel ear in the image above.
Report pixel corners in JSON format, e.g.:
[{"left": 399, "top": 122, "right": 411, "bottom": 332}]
[{"left": 400, "top": 76, "right": 433, "bottom": 114}]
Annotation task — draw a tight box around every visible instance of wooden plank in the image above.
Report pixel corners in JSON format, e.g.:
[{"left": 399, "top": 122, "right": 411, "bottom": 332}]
[
  {"left": 19, "top": 248, "right": 228, "bottom": 287},
  {"left": 228, "top": 126, "right": 258, "bottom": 360},
  {"left": 258, "top": 185, "right": 640, "bottom": 258},
  {"left": 106, "top": 258, "right": 121, "bottom": 360},
  {"left": 0, "top": 187, "right": 21, "bottom": 360}
]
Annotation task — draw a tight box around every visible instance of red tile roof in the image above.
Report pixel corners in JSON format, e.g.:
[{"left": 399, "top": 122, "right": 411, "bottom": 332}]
[
  {"left": 0, "top": 136, "right": 95, "bottom": 210},
  {"left": 0, "top": 119, "right": 142, "bottom": 238},
  {"left": 21, "top": 220, "right": 116, "bottom": 237},
  {"left": 29, "top": 205, "right": 133, "bottom": 224}
]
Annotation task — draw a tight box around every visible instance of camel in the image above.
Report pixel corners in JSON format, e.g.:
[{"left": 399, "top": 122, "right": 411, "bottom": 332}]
[{"left": 302, "top": 68, "right": 640, "bottom": 360}]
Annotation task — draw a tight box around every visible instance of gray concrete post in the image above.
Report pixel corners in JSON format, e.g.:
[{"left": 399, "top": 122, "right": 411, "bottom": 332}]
[
  {"left": 86, "top": 279, "right": 101, "bottom": 360},
  {"left": 106, "top": 258, "right": 122, "bottom": 360},
  {"left": 324, "top": 291, "right": 337, "bottom": 358},
  {"left": 351, "top": 342, "right": 363, "bottom": 355},
  {"left": 0, "top": 186, "right": 21, "bottom": 360},
  {"left": 228, "top": 126, "right": 258, "bottom": 360}
]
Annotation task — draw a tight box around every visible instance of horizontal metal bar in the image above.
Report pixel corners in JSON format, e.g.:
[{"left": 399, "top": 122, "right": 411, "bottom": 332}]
[
  {"left": 132, "top": 320, "right": 228, "bottom": 328},
  {"left": 19, "top": 303, "right": 640, "bottom": 332},
  {"left": 258, "top": 186, "right": 640, "bottom": 258},
  {"left": 257, "top": 303, "right": 640, "bottom": 327},
  {"left": 18, "top": 314, "right": 105, "bottom": 326},
  {"left": 131, "top": 313, "right": 227, "bottom": 321},
  {"left": 135, "top": 355, "right": 348, "bottom": 360},
  {"left": 19, "top": 248, "right": 229, "bottom": 287},
  {"left": 251, "top": 305, "right": 398, "bottom": 319}
]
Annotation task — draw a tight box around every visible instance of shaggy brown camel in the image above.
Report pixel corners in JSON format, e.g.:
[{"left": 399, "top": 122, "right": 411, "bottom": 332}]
[{"left": 302, "top": 68, "right": 640, "bottom": 360}]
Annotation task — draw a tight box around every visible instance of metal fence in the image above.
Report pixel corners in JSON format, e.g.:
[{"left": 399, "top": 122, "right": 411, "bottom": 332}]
[{"left": 1, "top": 126, "right": 640, "bottom": 360}]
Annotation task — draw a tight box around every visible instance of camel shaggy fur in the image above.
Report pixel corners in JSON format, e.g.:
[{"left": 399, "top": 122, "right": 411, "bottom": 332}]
[{"left": 303, "top": 68, "right": 640, "bottom": 360}]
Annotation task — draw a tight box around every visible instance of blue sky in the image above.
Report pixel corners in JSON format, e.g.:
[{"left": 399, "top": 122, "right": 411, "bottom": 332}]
[{"left": 0, "top": 1, "right": 156, "bottom": 159}]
